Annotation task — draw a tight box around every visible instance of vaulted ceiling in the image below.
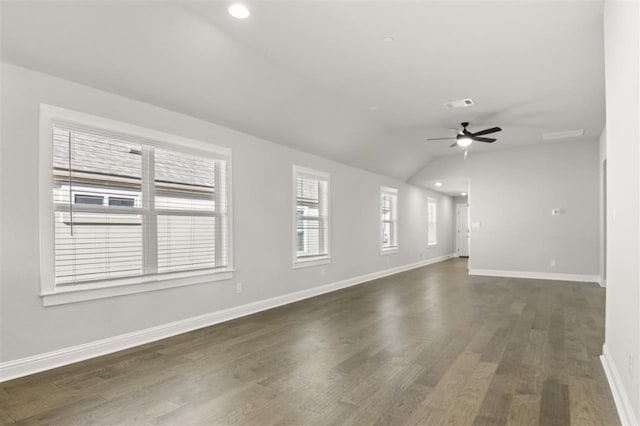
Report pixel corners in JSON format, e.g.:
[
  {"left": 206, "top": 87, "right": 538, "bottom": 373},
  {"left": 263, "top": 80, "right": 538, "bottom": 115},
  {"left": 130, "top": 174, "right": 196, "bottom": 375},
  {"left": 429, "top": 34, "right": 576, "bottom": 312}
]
[{"left": 1, "top": 1, "right": 605, "bottom": 181}]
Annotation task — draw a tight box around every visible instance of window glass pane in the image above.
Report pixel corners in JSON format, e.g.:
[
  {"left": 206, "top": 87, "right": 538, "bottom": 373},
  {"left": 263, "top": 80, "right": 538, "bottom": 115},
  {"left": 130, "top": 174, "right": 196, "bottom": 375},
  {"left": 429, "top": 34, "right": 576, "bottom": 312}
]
[
  {"left": 75, "top": 194, "right": 104, "bottom": 205},
  {"left": 428, "top": 223, "right": 437, "bottom": 242},
  {"left": 381, "top": 194, "right": 391, "bottom": 221},
  {"left": 155, "top": 149, "right": 217, "bottom": 211},
  {"left": 382, "top": 222, "right": 391, "bottom": 247},
  {"left": 53, "top": 127, "right": 142, "bottom": 207},
  {"left": 157, "top": 215, "right": 220, "bottom": 273},
  {"left": 54, "top": 212, "right": 143, "bottom": 284},
  {"left": 108, "top": 196, "right": 135, "bottom": 207},
  {"left": 381, "top": 189, "right": 397, "bottom": 249},
  {"left": 296, "top": 174, "right": 328, "bottom": 258}
]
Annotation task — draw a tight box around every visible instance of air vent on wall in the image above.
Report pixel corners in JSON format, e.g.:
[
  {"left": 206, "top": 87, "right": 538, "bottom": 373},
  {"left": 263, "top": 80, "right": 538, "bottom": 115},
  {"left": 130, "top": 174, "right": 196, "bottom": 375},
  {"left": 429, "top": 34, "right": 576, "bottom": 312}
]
[
  {"left": 444, "top": 98, "right": 474, "bottom": 108},
  {"left": 542, "top": 129, "right": 585, "bottom": 140}
]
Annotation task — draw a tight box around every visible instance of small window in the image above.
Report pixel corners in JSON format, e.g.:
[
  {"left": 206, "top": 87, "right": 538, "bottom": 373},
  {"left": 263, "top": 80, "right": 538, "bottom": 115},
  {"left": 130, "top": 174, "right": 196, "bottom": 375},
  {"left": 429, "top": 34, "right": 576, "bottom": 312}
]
[
  {"left": 428, "top": 197, "right": 437, "bottom": 246},
  {"left": 108, "top": 196, "right": 135, "bottom": 207},
  {"left": 74, "top": 194, "right": 104, "bottom": 205},
  {"left": 293, "top": 166, "right": 330, "bottom": 267},
  {"left": 380, "top": 187, "right": 398, "bottom": 252}
]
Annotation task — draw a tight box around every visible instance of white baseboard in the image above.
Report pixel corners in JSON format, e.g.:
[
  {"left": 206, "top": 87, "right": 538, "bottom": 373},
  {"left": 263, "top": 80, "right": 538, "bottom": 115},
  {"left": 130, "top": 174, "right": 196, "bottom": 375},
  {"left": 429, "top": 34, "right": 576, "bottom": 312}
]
[
  {"left": 0, "top": 254, "right": 454, "bottom": 383},
  {"left": 601, "top": 344, "right": 639, "bottom": 426},
  {"left": 468, "top": 268, "right": 600, "bottom": 283}
]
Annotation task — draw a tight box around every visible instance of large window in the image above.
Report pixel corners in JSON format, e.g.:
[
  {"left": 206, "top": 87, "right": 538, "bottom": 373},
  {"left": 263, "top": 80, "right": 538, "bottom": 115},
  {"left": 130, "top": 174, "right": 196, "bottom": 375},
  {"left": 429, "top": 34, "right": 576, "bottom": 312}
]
[
  {"left": 40, "top": 105, "right": 232, "bottom": 305},
  {"left": 427, "top": 197, "right": 437, "bottom": 246},
  {"left": 293, "top": 166, "right": 330, "bottom": 267},
  {"left": 380, "top": 186, "right": 398, "bottom": 252}
]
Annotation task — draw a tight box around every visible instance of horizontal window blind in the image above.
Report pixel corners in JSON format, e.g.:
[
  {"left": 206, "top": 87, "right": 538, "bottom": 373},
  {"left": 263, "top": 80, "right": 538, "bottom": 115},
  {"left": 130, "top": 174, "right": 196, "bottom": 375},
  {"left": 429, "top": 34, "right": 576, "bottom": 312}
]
[
  {"left": 51, "top": 124, "right": 230, "bottom": 286},
  {"left": 157, "top": 215, "right": 218, "bottom": 273},
  {"left": 295, "top": 171, "right": 329, "bottom": 260},
  {"left": 54, "top": 212, "right": 143, "bottom": 283}
]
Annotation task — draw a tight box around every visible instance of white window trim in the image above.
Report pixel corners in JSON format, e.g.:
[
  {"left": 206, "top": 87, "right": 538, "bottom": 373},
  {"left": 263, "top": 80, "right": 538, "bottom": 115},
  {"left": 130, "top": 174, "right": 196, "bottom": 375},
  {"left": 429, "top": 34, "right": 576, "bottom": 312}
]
[
  {"left": 292, "top": 165, "right": 331, "bottom": 268},
  {"left": 427, "top": 196, "right": 438, "bottom": 247},
  {"left": 39, "top": 104, "right": 234, "bottom": 306},
  {"left": 380, "top": 186, "right": 399, "bottom": 255}
]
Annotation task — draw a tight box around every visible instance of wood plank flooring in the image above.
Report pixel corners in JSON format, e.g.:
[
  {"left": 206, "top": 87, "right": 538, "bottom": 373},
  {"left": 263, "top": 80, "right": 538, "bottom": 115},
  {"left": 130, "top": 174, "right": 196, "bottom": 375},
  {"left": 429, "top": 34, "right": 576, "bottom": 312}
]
[{"left": 0, "top": 259, "right": 620, "bottom": 425}]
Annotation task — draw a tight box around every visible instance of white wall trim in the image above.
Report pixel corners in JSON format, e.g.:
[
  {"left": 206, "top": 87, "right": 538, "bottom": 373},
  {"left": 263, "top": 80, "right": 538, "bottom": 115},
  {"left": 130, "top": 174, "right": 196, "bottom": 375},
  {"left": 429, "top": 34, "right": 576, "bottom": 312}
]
[
  {"left": 0, "top": 253, "right": 454, "bottom": 383},
  {"left": 601, "top": 344, "right": 639, "bottom": 426},
  {"left": 468, "top": 269, "right": 600, "bottom": 283}
]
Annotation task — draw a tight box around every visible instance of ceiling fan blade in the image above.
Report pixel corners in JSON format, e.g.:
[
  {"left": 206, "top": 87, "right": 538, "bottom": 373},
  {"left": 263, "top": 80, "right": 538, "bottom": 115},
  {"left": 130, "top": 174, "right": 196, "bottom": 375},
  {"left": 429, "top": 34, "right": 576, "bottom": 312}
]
[
  {"left": 450, "top": 142, "right": 458, "bottom": 148},
  {"left": 474, "top": 137, "right": 496, "bottom": 143},
  {"left": 472, "top": 127, "right": 502, "bottom": 136},
  {"left": 427, "top": 137, "right": 455, "bottom": 141}
]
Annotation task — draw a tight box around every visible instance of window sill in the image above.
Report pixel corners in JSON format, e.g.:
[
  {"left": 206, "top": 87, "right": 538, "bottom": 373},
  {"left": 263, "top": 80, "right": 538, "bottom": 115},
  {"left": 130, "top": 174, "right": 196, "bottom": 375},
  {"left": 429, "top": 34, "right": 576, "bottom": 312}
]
[
  {"left": 427, "top": 243, "right": 438, "bottom": 248},
  {"left": 381, "top": 247, "right": 399, "bottom": 255},
  {"left": 40, "top": 269, "right": 234, "bottom": 306},
  {"left": 293, "top": 256, "right": 331, "bottom": 269}
]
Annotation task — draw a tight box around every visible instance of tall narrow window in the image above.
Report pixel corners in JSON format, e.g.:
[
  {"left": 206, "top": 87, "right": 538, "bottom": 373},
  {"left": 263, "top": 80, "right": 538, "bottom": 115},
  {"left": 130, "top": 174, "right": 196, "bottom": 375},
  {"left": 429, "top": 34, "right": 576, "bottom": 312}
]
[
  {"left": 380, "top": 187, "right": 398, "bottom": 252},
  {"left": 293, "top": 166, "right": 330, "bottom": 267},
  {"left": 427, "top": 197, "right": 437, "bottom": 246},
  {"left": 40, "top": 105, "right": 232, "bottom": 305}
]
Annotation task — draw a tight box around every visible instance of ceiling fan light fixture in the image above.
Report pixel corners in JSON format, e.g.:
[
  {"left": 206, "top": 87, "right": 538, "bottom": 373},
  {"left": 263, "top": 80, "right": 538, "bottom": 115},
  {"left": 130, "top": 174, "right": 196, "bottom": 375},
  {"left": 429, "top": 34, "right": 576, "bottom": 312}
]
[{"left": 457, "top": 137, "right": 473, "bottom": 147}]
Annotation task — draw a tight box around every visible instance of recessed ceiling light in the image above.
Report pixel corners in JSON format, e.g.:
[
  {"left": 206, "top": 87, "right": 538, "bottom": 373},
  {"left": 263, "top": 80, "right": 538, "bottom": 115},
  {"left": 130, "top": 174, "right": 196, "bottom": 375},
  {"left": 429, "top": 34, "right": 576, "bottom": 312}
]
[
  {"left": 434, "top": 182, "right": 443, "bottom": 187},
  {"left": 457, "top": 137, "right": 473, "bottom": 147},
  {"left": 383, "top": 36, "right": 394, "bottom": 43},
  {"left": 461, "top": 192, "right": 467, "bottom": 196},
  {"left": 228, "top": 4, "right": 250, "bottom": 19}
]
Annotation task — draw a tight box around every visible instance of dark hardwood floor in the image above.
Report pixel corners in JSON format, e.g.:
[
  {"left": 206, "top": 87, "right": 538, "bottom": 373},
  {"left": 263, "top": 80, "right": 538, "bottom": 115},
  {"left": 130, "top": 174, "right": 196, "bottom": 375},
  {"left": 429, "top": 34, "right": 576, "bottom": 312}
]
[{"left": 0, "top": 259, "right": 619, "bottom": 425}]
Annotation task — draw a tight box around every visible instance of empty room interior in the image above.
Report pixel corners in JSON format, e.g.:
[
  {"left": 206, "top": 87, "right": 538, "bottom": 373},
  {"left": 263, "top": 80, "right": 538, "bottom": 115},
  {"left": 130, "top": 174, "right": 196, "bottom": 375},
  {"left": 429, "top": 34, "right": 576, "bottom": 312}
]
[{"left": 0, "top": 1, "right": 639, "bottom": 425}]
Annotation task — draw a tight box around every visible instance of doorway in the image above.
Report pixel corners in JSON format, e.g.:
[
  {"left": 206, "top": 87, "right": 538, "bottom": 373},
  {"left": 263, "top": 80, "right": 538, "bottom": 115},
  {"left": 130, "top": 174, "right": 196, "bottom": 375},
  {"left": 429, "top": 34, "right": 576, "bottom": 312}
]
[{"left": 456, "top": 202, "right": 469, "bottom": 258}]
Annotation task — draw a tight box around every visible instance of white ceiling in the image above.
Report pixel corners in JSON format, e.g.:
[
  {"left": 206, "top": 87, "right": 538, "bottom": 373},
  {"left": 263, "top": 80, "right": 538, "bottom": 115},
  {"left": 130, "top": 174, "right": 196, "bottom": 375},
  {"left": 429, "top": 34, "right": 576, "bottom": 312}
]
[{"left": 1, "top": 1, "right": 605, "bottom": 182}]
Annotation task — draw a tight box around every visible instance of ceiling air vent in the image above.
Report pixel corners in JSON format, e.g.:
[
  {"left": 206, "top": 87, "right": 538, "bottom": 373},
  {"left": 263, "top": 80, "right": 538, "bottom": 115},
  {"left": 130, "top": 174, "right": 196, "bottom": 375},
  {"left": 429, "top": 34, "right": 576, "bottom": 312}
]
[
  {"left": 444, "top": 98, "right": 474, "bottom": 108},
  {"left": 542, "top": 129, "right": 585, "bottom": 140}
]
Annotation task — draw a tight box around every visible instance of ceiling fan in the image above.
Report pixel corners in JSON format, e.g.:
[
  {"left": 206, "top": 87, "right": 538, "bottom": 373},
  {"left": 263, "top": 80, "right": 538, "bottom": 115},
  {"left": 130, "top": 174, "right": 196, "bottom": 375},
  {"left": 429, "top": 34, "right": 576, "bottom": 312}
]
[{"left": 427, "top": 122, "right": 502, "bottom": 148}]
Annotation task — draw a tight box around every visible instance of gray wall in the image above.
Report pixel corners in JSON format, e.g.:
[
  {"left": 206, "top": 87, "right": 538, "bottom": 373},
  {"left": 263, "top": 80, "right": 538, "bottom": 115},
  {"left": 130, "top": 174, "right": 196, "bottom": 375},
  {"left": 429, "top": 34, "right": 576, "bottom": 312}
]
[
  {"left": 453, "top": 196, "right": 468, "bottom": 205},
  {"left": 411, "top": 140, "right": 600, "bottom": 276},
  {"left": 603, "top": 0, "right": 640, "bottom": 419},
  {"left": 0, "top": 63, "right": 455, "bottom": 363}
]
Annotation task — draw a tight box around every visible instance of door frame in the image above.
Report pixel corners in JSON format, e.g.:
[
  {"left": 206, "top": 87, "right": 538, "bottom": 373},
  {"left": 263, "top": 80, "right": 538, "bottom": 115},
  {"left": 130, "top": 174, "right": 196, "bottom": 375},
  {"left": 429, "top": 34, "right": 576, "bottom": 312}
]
[{"left": 456, "top": 202, "right": 470, "bottom": 258}]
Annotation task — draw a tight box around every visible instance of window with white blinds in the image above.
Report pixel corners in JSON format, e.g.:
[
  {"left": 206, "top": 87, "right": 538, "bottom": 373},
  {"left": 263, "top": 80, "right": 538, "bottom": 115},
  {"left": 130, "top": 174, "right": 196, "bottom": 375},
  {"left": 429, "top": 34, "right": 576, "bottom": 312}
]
[
  {"left": 50, "top": 123, "right": 230, "bottom": 287},
  {"left": 293, "top": 166, "right": 330, "bottom": 265},
  {"left": 380, "top": 187, "right": 398, "bottom": 252},
  {"left": 428, "top": 197, "right": 438, "bottom": 246}
]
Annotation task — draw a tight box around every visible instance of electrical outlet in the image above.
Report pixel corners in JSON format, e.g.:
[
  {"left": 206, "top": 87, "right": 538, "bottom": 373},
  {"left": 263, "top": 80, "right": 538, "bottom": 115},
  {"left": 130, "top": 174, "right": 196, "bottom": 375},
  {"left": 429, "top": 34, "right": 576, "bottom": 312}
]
[
  {"left": 236, "top": 282, "right": 243, "bottom": 294},
  {"left": 629, "top": 355, "right": 634, "bottom": 378},
  {"left": 320, "top": 268, "right": 326, "bottom": 277},
  {"left": 386, "top": 257, "right": 391, "bottom": 264},
  {"left": 550, "top": 259, "right": 556, "bottom": 267},
  {"left": 419, "top": 252, "right": 423, "bottom": 257}
]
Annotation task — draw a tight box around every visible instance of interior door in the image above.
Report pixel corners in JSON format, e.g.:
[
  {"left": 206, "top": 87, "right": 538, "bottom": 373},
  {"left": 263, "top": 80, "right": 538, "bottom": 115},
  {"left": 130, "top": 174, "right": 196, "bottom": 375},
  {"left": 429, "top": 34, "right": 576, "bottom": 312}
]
[{"left": 456, "top": 203, "right": 469, "bottom": 257}]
